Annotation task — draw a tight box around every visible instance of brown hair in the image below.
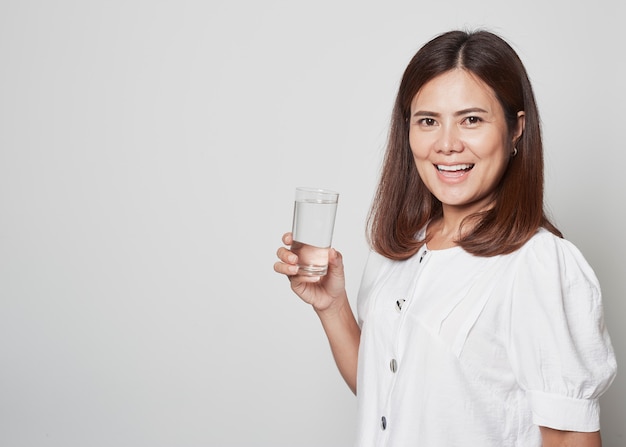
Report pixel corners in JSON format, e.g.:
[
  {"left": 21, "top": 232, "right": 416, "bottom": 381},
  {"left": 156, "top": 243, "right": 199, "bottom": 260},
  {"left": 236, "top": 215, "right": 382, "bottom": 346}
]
[{"left": 367, "top": 30, "right": 561, "bottom": 259}]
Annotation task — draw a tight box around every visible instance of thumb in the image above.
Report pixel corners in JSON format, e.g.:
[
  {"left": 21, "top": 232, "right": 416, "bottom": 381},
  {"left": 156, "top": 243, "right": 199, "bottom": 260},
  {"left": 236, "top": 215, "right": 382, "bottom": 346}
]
[{"left": 327, "top": 248, "right": 345, "bottom": 277}]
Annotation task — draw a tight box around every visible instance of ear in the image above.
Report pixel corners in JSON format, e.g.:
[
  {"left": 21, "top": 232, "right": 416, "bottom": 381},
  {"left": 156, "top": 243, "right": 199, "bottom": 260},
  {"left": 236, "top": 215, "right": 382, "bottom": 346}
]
[{"left": 513, "top": 111, "right": 525, "bottom": 143}]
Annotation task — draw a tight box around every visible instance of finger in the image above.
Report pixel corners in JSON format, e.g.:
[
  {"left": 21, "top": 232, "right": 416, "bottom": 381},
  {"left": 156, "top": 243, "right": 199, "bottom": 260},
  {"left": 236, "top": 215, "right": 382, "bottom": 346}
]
[
  {"left": 276, "top": 246, "right": 298, "bottom": 264},
  {"left": 282, "top": 232, "right": 294, "bottom": 245},
  {"left": 328, "top": 248, "right": 343, "bottom": 268},
  {"left": 326, "top": 248, "right": 345, "bottom": 277},
  {"left": 274, "top": 260, "right": 299, "bottom": 276}
]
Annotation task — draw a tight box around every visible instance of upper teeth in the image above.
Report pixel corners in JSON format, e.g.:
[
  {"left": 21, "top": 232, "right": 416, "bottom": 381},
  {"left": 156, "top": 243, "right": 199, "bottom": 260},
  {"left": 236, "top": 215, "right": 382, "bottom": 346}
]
[{"left": 437, "top": 164, "right": 473, "bottom": 171}]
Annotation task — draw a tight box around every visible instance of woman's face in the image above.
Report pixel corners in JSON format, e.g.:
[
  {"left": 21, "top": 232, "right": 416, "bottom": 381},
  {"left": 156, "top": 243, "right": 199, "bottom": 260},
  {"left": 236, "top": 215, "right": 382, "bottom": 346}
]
[{"left": 409, "top": 69, "right": 524, "bottom": 216}]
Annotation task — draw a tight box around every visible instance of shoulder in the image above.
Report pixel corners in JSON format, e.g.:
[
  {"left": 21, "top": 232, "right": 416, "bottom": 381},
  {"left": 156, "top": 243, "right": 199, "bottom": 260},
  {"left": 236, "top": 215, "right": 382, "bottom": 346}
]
[
  {"left": 358, "top": 249, "right": 394, "bottom": 298},
  {"left": 511, "top": 228, "right": 599, "bottom": 288},
  {"left": 356, "top": 249, "right": 397, "bottom": 326},
  {"left": 505, "top": 229, "right": 605, "bottom": 333}
]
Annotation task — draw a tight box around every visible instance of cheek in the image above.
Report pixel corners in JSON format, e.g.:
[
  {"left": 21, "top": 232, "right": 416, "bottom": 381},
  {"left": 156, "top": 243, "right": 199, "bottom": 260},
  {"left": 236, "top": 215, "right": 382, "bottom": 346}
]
[
  {"left": 487, "top": 143, "right": 512, "bottom": 178},
  {"left": 472, "top": 133, "right": 510, "bottom": 161},
  {"left": 408, "top": 133, "right": 429, "bottom": 160},
  {"left": 410, "top": 150, "right": 432, "bottom": 179}
]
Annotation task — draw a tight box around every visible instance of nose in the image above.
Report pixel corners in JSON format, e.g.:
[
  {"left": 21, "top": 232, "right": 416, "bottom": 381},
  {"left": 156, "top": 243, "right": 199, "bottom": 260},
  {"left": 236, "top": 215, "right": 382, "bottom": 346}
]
[{"left": 437, "top": 124, "right": 463, "bottom": 154}]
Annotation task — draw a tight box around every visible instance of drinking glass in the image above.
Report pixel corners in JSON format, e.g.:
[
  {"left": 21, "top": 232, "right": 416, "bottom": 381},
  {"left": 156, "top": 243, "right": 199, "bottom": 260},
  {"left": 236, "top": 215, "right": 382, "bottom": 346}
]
[{"left": 291, "top": 187, "right": 339, "bottom": 276}]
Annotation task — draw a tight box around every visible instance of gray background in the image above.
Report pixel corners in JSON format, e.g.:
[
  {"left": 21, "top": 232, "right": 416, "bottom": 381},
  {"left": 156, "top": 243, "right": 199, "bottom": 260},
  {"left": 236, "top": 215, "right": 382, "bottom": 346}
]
[{"left": 1, "top": 1, "right": 624, "bottom": 446}]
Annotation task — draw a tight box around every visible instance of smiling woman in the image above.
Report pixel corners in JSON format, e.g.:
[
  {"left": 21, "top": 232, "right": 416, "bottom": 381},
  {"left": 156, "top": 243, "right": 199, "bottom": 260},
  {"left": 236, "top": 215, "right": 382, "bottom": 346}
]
[
  {"left": 369, "top": 30, "right": 558, "bottom": 259},
  {"left": 408, "top": 69, "right": 524, "bottom": 249},
  {"left": 274, "top": 29, "right": 617, "bottom": 447}
]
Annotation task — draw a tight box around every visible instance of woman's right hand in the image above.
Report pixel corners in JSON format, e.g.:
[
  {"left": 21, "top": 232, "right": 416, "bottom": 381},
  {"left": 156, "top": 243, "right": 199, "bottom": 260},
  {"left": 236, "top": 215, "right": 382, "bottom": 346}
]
[
  {"left": 274, "top": 232, "right": 348, "bottom": 313},
  {"left": 275, "top": 232, "right": 360, "bottom": 394}
]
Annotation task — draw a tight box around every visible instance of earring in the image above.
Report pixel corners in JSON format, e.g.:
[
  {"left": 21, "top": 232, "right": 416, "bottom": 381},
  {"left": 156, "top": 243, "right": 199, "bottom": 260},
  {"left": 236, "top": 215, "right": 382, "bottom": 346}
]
[{"left": 511, "top": 146, "right": 518, "bottom": 157}]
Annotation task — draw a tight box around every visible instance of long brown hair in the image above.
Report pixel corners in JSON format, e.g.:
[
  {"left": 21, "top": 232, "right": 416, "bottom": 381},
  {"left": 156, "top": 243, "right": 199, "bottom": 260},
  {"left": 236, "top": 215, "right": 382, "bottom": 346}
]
[{"left": 367, "top": 30, "right": 561, "bottom": 259}]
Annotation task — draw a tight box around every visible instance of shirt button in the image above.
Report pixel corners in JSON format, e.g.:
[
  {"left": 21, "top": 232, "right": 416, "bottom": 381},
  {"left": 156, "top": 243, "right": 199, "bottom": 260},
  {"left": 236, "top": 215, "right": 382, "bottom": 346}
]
[
  {"left": 381, "top": 416, "right": 387, "bottom": 430},
  {"left": 395, "top": 299, "right": 405, "bottom": 312},
  {"left": 390, "top": 359, "right": 398, "bottom": 373},
  {"left": 419, "top": 249, "right": 428, "bottom": 263}
]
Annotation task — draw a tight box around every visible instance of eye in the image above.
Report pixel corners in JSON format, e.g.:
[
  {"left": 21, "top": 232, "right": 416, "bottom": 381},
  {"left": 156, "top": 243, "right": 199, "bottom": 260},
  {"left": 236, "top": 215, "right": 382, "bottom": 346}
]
[
  {"left": 462, "top": 116, "right": 482, "bottom": 126},
  {"left": 418, "top": 118, "right": 437, "bottom": 127}
]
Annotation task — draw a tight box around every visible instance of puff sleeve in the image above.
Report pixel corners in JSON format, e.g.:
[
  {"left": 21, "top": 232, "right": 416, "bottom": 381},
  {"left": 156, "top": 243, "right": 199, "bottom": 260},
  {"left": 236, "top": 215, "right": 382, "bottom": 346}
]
[{"left": 507, "top": 232, "right": 617, "bottom": 432}]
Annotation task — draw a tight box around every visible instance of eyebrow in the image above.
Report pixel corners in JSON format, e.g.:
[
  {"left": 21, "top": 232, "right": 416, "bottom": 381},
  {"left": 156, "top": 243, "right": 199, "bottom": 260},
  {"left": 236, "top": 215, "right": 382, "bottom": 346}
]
[{"left": 412, "top": 107, "right": 489, "bottom": 118}]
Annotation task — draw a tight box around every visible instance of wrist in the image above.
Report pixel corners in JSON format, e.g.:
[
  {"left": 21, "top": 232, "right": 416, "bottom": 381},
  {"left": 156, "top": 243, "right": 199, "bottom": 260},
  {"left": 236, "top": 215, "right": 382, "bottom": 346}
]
[{"left": 314, "top": 294, "right": 350, "bottom": 320}]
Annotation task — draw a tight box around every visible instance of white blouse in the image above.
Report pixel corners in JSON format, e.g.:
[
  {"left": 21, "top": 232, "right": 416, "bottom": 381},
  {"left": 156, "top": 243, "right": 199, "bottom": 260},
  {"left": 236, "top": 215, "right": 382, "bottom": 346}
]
[{"left": 354, "top": 229, "right": 616, "bottom": 447}]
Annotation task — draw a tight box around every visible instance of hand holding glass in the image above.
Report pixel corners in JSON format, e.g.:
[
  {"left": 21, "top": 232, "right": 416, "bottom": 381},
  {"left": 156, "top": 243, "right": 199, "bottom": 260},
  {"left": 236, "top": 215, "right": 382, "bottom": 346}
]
[{"left": 291, "top": 187, "right": 339, "bottom": 276}]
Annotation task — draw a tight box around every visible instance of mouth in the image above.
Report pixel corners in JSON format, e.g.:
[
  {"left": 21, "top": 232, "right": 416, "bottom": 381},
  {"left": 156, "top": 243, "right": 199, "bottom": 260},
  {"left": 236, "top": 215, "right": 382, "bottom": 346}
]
[{"left": 436, "top": 163, "right": 474, "bottom": 174}]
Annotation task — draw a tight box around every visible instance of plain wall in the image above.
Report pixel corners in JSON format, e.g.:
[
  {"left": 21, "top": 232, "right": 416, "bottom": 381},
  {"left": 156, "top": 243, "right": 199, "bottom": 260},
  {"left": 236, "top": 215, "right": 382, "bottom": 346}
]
[{"left": 1, "top": 1, "right": 624, "bottom": 446}]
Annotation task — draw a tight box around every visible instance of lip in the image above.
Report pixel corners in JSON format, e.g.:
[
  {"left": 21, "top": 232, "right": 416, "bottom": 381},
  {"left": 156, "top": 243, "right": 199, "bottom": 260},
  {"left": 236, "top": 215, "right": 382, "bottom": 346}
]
[{"left": 434, "top": 163, "right": 474, "bottom": 180}]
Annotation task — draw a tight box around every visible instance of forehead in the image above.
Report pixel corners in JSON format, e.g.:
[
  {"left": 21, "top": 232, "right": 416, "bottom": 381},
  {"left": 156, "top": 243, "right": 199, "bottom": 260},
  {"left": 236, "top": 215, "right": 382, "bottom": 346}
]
[{"left": 410, "top": 69, "right": 501, "bottom": 112}]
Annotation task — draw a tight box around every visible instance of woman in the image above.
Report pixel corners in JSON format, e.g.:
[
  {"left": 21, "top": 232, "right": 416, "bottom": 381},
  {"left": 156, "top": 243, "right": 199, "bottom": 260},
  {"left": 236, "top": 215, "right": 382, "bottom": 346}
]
[{"left": 274, "top": 30, "right": 616, "bottom": 447}]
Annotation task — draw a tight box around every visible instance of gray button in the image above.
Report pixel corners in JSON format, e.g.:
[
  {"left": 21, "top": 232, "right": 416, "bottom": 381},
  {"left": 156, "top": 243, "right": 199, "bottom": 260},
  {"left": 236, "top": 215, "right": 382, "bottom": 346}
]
[
  {"left": 395, "top": 299, "right": 405, "bottom": 312},
  {"left": 381, "top": 416, "right": 387, "bottom": 430},
  {"left": 390, "top": 359, "right": 398, "bottom": 373}
]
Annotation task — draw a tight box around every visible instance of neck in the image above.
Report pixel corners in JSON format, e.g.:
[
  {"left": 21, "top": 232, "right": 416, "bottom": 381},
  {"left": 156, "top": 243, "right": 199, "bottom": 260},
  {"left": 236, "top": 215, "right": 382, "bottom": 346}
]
[
  {"left": 427, "top": 217, "right": 462, "bottom": 250},
  {"left": 427, "top": 203, "right": 487, "bottom": 250}
]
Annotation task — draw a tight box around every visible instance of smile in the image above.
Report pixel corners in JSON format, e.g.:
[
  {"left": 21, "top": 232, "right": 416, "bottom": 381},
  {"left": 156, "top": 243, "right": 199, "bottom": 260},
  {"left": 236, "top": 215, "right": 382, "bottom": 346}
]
[{"left": 436, "top": 164, "right": 474, "bottom": 172}]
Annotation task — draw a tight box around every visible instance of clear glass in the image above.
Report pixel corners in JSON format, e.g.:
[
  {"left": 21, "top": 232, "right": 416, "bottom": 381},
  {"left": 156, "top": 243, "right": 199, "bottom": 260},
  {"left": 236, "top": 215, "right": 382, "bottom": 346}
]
[{"left": 291, "top": 187, "right": 339, "bottom": 276}]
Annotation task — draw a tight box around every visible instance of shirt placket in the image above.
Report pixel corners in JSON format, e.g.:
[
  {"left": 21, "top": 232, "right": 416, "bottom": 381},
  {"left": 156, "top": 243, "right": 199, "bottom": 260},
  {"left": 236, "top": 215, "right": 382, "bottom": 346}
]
[{"left": 377, "top": 247, "right": 429, "bottom": 445}]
